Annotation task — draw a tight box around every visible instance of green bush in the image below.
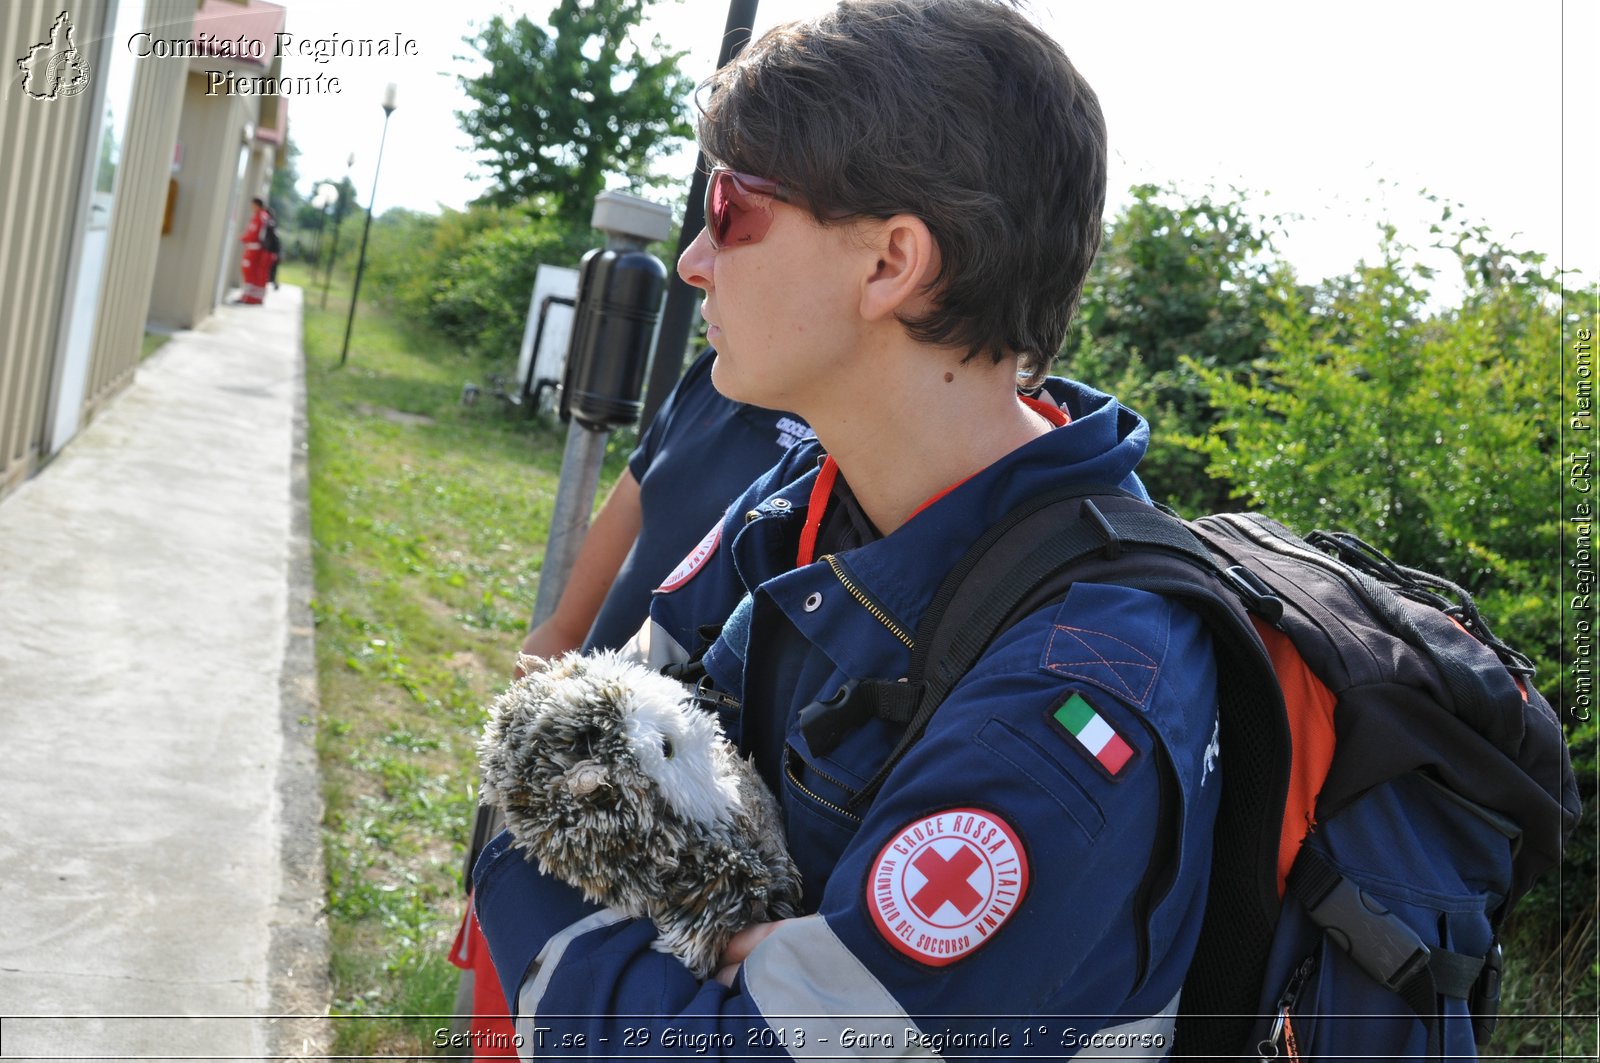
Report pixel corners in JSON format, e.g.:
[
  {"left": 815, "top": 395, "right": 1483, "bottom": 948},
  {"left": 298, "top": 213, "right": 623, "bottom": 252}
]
[
  {"left": 356, "top": 205, "right": 593, "bottom": 364},
  {"left": 1061, "top": 184, "right": 1287, "bottom": 515},
  {"left": 425, "top": 217, "right": 593, "bottom": 359},
  {"left": 1187, "top": 224, "right": 1566, "bottom": 696},
  {"left": 361, "top": 209, "right": 443, "bottom": 314}
]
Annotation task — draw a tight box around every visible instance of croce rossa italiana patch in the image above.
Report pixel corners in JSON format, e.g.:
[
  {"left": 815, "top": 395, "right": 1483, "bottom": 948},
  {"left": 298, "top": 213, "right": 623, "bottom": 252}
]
[
  {"left": 655, "top": 522, "right": 720, "bottom": 593},
  {"left": 867, "top": 807, "right": 1029, "bottom": 966}
]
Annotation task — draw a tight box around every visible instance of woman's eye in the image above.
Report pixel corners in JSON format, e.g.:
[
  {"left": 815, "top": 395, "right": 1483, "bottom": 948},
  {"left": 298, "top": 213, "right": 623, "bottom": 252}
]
[{"left": 660, "top": 736, "right": 675, "bottom": 759}]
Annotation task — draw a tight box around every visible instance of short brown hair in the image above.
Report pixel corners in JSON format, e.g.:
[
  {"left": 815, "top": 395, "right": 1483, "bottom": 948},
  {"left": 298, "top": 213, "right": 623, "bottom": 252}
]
[{"left": 697, "top": 0, "right": 1106, "bottom": 381}]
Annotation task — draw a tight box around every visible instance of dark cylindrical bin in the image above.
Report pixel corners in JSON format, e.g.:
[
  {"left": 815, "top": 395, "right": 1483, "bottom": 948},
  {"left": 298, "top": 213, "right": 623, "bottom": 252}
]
[{"left": 566, "top": 249, "right": 667, "bottom": 431}]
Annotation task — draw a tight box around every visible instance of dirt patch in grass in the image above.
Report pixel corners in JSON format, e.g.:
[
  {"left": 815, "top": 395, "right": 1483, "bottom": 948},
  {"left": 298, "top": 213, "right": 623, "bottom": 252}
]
[{"left": 355, "top": 402, "right": 438, "bottom": 427}]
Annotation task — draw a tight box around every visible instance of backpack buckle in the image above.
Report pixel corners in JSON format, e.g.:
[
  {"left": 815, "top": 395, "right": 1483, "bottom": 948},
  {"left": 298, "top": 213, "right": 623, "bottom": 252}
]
[
  {"left": 798, "top": 680, "right": 868, "bottom": 756},
  {"left": 1302, "top": 873, "right": 1432, "bottom": 993},
  {"left": 1469, "top": 941, "right": 1503, "bottom": 1046},
  {"left": 1080, "top": 499, "right": 1124, "bottom": 560},
  {"left": 1224, "top": 565, "right": 1285, "bottom": 624}
]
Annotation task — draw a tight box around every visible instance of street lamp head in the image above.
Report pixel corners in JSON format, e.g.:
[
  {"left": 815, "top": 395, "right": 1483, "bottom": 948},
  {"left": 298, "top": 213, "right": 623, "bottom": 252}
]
[{"left": 382, "top": 82, "right": 398, "bottom": 114}]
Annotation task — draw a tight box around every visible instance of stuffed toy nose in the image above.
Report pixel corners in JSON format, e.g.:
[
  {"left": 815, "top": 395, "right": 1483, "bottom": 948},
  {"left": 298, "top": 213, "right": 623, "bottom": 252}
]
[{"left": 567, "top": 764, "right": 610, "bottom": 795}]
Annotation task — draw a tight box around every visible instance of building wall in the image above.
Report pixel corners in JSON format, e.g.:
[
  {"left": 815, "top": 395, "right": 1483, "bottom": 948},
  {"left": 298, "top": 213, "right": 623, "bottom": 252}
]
[
  {"left": 0, "top": 0, "right": 112, "bottom": 496},
  {"left": 147, "top": 67, "right": 255, "bottom": 330},
  {"left": 81, "top": 0, "right": 199, "bottom": 425}
]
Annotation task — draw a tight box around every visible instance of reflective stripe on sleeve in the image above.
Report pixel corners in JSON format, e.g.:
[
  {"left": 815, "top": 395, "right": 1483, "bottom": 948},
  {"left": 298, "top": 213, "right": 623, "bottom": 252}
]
[
  {"left": 742, "top": 915, "right": 938, "bottom": 1060},
  {"left": 744, "top": 917, "right": 1179, "bottom": 1061},
  {"left": 1072, "top": 990, "right": 1180, "bottom": 1058},
  {"left": 633, "top": 617, "right": 691, "bottom": 673},
  {"left": 514, "top": 908, "right": 630, "bottom": 1058}
]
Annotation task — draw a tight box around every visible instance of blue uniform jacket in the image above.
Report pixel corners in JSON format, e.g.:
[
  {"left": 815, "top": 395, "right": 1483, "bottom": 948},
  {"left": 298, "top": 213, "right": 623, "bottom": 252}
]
[{"left": 475, "top": 379, "right": 1221, "bottom": 1059}]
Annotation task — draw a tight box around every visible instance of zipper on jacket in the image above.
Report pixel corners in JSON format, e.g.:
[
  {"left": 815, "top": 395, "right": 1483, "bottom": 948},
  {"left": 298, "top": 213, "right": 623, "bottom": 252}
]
[
  {"left": 783, "top": 745, "right": 863, "bottom": 823},
  {"left": 821, "top": 553, "right": 915, "bottom": 649}
]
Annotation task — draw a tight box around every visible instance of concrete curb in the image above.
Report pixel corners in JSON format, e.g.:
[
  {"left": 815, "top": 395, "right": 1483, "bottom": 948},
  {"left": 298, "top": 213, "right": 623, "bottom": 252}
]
[{"left": 265, "top": 289, "right": 333, "bottom": 1060}]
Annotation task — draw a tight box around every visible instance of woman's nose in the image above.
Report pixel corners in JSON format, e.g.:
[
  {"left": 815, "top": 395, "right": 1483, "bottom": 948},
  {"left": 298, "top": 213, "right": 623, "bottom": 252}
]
[{"left": 677, "top": 227, "right": 715, "bottom": 291}]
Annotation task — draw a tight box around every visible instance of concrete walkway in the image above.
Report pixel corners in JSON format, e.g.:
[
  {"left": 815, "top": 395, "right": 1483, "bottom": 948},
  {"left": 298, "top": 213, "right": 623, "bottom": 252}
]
[{"left": 0, "top": 287, "right": 329, "bottom": 1061}]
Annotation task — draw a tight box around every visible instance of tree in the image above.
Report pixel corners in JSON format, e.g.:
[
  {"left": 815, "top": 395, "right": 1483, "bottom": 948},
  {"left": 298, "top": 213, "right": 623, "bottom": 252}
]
[
  {"left": 1060, "top": 184, "right": 1287, "bottom": 514},
  {"left": 457, "top": 0, "right": 694, "bottom": 224},
  {"left": 268, "top": 137, "right": 303, "bottom": 221},
  {"left": 1188, "top": 220, "right": 1562, "bottom": 614},
  {"left": 1186, "top": 217, "right": 1592, "bottom": 833}
]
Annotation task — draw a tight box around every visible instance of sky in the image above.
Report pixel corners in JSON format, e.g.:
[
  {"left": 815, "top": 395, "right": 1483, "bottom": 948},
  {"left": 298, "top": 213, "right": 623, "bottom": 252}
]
[{"left": 278, "top": 0, "right": 1597, "bottom": 287}]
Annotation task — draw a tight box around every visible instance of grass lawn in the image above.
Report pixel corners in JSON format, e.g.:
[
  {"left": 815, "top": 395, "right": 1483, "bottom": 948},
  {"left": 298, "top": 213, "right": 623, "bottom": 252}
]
[{"left": 290, "top": 261, "right": 630, "bottom": 1055}]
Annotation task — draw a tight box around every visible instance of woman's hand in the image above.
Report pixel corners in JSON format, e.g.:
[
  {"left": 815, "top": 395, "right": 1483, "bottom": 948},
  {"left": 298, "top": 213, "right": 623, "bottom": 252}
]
[{"left": 712, "top": 920, "right": 786, "bottom": 986}]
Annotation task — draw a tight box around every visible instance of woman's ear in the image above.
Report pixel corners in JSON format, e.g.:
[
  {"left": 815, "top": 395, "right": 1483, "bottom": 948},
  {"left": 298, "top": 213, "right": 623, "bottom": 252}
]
[{"left": 859, "top": 214, "right": 941, "bottom": 323}]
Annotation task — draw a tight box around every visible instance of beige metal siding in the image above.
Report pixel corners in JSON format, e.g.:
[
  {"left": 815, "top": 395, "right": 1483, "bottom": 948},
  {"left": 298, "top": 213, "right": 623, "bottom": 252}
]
[
  {"left": 81, "top": 0, "right": 196, "bottom": 423},
  {"left": 0, "top": 0, "right": 111, "bottom": 495},
  {"left": 147, "top": 68, "right": 251, "bottom": 329}
]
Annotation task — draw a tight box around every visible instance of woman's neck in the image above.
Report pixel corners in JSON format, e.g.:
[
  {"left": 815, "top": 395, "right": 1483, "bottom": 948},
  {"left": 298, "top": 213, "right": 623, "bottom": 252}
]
[{"left": 803, "top": 347, "right": 1049, "bottom": 536}]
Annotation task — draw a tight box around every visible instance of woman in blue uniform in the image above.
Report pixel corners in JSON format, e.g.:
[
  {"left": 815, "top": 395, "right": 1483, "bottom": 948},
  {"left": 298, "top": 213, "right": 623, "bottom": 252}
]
[{"left": 475, "top": 1, "right": 1221, "bottom": 1057}]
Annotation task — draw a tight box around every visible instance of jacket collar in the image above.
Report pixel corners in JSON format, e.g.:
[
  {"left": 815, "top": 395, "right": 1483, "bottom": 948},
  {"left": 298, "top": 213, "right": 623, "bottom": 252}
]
[{"left": 737, "top": 380, "right": 1148, "bottom": 682}]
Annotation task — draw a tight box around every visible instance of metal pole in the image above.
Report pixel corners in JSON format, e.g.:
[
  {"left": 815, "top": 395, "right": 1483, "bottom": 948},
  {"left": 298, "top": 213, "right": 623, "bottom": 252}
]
[
  {"left": 637, "top": 0, "right": 759, "bottom": 430},
  {"left": 529, "top": 420, "right": 610, "bottom": 628},
  {"left": 339, "top": 99, "right": 395, "bottom": 366}
]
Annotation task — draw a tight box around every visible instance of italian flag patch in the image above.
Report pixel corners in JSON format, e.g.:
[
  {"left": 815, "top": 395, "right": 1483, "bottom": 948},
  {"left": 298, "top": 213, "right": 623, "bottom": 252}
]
[{"left": 1050, "top": 693, "right": 1135, "bottom": 777}]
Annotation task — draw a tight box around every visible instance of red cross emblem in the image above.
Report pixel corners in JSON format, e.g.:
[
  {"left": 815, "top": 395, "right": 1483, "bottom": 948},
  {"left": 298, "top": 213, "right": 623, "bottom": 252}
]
[
  {"left": 910, "top": 844, "right": 984, "bottom": 919},
  {"left": 867, "top": 808, "right": 1029, "bottom": 966}
]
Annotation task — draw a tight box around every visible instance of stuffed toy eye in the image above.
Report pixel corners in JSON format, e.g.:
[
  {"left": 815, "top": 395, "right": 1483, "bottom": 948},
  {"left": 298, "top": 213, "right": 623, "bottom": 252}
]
[{"left": 661, "top": 736, "right": 675, "bottom": 759}]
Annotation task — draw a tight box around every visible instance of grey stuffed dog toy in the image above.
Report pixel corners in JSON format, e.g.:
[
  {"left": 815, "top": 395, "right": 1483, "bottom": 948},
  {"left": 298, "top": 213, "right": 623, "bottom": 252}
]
[{"left": 477, "top": 650, "right": 802, "bottom": 978}]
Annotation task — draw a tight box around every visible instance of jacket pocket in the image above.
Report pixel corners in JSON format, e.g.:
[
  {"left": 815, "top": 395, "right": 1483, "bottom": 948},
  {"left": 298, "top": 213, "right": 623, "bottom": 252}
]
[
  {"left": 973, "top": 717, "right": 1106, "bottom": 841},
  {"left": 783, "top": 742, "right": 865, "bottom": 827},
  {"left": 781, "top": 742, "right": 865, "bottom": 905}
]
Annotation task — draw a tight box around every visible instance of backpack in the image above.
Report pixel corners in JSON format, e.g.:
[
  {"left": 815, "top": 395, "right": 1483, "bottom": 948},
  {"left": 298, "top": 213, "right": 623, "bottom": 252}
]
[
  {"left": 260, "top": 216, "right": 280, "bottom": 254},
  {"left": 813, "top": 487, "right": 1579, "bottom": 1061}
]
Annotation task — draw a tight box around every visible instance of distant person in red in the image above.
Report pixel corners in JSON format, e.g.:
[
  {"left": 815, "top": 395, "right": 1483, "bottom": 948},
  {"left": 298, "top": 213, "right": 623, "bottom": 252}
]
[{"left": 238, "top": 197, "right": 276, "bottom": 305}]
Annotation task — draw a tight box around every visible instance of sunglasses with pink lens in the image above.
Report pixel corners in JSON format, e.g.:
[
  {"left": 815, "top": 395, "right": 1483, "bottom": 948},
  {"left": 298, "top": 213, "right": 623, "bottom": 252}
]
[{"left": 703, "top": 166, "right": 799, "bottom": 250}]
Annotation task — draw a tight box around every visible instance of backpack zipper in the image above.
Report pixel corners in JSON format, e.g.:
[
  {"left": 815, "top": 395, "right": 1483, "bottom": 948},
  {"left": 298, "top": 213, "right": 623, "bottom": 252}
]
[
  {"left": 821, "top": 553, "right": 914, "bottom": 649},
  {"left": 1258, "top": 954, "right": 1317, "bottom": 1061}
]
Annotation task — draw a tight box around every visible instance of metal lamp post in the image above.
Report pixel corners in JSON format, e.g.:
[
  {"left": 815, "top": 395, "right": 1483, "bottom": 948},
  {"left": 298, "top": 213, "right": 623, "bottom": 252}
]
[{"left": 339, "top": 83, "right": 397, "bottom": 366}]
